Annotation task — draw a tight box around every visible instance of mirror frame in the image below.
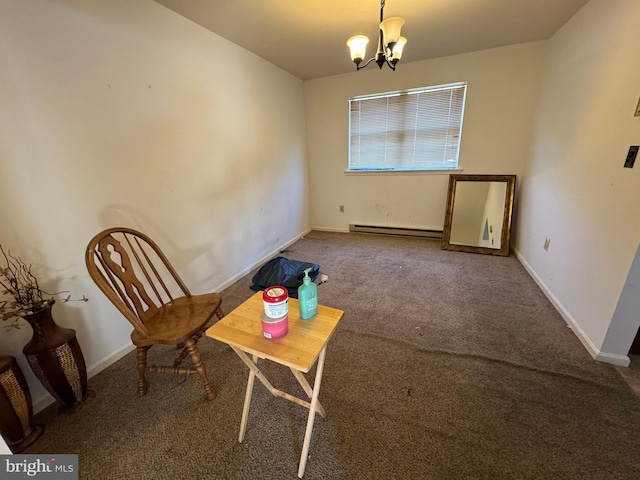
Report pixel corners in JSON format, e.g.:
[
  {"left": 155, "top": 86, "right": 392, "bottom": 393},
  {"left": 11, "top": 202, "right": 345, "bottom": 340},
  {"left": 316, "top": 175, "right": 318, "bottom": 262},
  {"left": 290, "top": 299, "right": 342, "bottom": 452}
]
[{"left": 441, "top": 174, "right": 516, "bottom": 256}]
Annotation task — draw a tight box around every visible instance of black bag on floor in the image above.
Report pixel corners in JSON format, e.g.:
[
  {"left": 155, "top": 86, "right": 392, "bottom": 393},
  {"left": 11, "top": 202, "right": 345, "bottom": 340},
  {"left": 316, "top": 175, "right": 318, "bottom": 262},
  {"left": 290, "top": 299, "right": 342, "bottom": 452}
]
[{"left": 250, "top": 256, "right": 320, "bottom": 298}]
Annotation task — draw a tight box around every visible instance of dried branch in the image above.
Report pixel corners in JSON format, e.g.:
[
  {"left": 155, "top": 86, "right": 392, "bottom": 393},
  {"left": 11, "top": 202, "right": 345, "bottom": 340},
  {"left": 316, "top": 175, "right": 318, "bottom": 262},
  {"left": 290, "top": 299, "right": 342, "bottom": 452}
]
[{"left": 0, "top": 243, "right": 88, "bottom": 331}]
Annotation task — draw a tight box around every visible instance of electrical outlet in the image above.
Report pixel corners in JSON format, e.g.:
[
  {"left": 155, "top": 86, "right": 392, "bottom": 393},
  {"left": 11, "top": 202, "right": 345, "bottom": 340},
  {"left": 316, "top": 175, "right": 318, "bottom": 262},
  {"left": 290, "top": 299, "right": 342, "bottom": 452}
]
[
  {"left": 339, "top": 205, "right": 344, "bottom": 213},
  {"left": 543, "top": 237, "right": 551, "bottom": 251}
]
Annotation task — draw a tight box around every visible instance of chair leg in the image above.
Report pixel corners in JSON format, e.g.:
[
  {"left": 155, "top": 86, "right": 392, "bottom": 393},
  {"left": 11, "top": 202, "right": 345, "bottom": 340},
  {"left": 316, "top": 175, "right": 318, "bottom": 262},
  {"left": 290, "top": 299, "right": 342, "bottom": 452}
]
[
  {"left": 185, "top": 338, "right": 216, "bottom": 401},
  {"left": 174, "top": 331, "right": 205, "bottom": 367},
  {"left": 173, "top": 344, "right": 189, "bottom": 368},
  {"left": 172, "top": 314, "right": 219, "bottom": 368},
  {"left": 136, "top": 346, "right": 150, "bottom": 397}
]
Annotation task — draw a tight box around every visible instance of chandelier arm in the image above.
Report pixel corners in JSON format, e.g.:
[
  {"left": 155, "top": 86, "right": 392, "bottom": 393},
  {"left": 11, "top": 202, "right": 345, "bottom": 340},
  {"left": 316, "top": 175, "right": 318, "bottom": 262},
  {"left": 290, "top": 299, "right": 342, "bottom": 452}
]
[
  {"left": 356, "top": 57, "right": 378, "bottom": 71},
  {"left": 355, "top": 56, "right": 396, "bottom": 71}
]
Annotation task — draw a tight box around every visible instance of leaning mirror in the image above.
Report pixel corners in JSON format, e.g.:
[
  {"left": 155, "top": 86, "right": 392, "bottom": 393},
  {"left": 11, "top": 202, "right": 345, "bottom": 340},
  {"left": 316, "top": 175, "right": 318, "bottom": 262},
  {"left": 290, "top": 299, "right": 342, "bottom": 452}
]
[{"left": 442, "top": 174, "right": 516, "bottom": 256}]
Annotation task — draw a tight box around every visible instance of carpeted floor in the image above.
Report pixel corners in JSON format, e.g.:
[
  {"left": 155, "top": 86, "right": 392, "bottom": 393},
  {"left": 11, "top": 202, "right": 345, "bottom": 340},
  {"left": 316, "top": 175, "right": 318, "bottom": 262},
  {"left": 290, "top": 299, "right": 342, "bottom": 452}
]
[
  {"left": 616, "top": 354, "right": 640, "bottom": 395},
  {"left": 26, "top": 231, "right": 640, "bottom": 479}
]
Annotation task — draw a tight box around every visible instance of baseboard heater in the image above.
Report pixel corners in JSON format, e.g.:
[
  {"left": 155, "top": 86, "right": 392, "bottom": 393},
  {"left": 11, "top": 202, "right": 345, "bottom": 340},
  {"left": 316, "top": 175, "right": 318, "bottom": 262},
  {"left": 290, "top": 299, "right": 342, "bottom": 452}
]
[{"left": 349, "top": 224, "right": 443, "bottom": 239}]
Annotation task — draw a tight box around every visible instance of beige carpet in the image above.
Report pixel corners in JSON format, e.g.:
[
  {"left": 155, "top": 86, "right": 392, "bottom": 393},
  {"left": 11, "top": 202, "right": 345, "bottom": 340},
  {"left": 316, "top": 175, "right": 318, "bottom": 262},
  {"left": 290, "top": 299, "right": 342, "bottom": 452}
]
[{"left": 26, "top": 231, "right": 640, "bottom": 479}]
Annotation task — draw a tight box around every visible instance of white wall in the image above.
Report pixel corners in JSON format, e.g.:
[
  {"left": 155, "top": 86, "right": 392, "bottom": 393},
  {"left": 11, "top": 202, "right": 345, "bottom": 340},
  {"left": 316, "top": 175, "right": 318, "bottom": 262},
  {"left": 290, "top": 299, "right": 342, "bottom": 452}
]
[
  {"left": 304, "top": 42, "right": 546, "bottom": 233},
  {"left": 0, "top": 0, "right": 309, "bottom": 410},
  {"left": 516, "top": 0, "right": 640, "bottom": 364}
]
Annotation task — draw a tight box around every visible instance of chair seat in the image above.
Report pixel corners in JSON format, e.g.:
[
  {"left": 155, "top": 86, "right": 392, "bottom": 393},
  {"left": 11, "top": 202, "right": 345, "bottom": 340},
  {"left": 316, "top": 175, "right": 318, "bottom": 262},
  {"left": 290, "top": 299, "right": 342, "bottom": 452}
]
[{"left": 131, "top": 292, "right": 222, "bottom": 346}]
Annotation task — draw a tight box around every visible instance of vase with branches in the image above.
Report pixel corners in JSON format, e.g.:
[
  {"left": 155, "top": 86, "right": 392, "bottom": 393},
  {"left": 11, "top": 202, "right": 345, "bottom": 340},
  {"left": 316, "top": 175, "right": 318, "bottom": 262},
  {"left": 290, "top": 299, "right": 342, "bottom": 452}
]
[
  {"left": 1, "top": 244, "right": 87, "bottom": 331},
  {"left": 0, "top": 243, "right": 94, "bottom": 414}
]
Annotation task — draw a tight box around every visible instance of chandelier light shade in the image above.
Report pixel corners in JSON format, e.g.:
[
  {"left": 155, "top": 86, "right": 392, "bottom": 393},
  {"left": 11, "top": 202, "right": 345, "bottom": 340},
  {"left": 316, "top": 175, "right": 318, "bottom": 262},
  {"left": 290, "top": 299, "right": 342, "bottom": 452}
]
[
  {"left": 346, "top": 0, "right": 407, "bottom": 71},
  {"left": 391, "top": 37, "right": 407, "bottom": 61},
  {"left": 379, "top": 16, "right": 404, "bottom": 44},
  {"left": 347, "top": 35, "right": 370, "bottom": 64}
]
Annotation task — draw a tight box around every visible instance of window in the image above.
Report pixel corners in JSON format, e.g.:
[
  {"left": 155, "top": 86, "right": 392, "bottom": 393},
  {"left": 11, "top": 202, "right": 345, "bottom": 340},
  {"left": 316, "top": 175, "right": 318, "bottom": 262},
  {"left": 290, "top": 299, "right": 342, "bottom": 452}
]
[{"left": 348, "top": 82, "right": 467, "bottom": 172}]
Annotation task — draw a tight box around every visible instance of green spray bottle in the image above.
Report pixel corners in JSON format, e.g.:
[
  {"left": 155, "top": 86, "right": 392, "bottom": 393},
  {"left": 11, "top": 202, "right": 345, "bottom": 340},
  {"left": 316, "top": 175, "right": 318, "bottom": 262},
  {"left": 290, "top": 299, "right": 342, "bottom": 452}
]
[{"left": 298, "top": 268, "right": 318, "bottom": 319}]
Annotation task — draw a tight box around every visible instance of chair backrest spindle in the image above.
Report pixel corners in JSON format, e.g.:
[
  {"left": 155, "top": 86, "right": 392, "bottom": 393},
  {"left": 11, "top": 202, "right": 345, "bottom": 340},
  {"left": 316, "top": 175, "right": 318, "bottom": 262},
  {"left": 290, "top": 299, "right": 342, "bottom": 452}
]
[
  {"left": 123, "top": 234, "right": 166, "bottom": 306},
  {"left": 132, "top": 236, "right": 175, "bottom": 302}
]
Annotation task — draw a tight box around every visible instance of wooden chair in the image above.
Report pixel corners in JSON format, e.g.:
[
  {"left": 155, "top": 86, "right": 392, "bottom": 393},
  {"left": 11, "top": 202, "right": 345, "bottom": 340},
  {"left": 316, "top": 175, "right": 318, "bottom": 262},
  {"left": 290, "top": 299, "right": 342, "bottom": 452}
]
[{"left": 85, "top": 227, "right": 225, "bottom": 401}]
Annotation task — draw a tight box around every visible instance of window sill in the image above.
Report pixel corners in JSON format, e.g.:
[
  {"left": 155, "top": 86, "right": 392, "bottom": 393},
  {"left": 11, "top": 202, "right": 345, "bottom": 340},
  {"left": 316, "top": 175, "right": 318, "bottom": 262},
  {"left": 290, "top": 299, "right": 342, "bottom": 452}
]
[{"left": 344, "top": 168, "right": 463, "bottom": 176}]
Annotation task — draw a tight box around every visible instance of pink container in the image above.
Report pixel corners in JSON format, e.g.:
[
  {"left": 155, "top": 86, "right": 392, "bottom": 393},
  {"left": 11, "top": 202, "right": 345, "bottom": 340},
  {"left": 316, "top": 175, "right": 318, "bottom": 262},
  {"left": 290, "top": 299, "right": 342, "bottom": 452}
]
[{"left": 261, "top": 312, "right": 288, "bottom": 339}]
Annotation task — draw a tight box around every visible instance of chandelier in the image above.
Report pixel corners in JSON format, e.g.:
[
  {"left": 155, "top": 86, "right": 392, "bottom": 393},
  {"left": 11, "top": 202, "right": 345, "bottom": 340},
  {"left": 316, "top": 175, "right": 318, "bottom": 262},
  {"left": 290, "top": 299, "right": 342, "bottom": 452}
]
[{"left": 346, "top": 0, "right": 407, "bottom": 71}]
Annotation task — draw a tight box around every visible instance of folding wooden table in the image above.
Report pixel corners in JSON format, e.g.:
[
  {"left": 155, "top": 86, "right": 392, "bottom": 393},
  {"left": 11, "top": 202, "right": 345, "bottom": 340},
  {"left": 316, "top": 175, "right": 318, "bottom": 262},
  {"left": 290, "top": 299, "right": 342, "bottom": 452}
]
[{"left": 205, "top": 291, "right": 343, "bottom": 478}]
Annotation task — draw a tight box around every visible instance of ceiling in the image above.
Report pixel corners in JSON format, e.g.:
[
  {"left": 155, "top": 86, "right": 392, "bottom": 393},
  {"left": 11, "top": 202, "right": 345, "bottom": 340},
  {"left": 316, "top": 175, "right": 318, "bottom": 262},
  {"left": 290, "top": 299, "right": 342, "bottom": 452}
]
[{"left": 152, "top": 0, "right": 590, "bottom": 80}]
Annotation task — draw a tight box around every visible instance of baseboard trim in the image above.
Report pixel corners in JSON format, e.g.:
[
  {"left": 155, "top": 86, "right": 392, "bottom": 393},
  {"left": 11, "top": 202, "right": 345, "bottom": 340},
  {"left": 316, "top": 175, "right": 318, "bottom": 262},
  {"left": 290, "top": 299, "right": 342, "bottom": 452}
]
[
  {"left": 211, "top": 228, "right": 313, "bottom": 293},
  {"left": 512, "top": 247, "right": 621, "bottom": 364},
  {"left": 310, "top": 226, "right": 350, "bottom": 233},
  {"left": 595, "top": 352, "right": 631, "bottom": 367},
  {"left": 32, "top": 393, "right": 54, "bottom": 414},
  {"left": 86, "top": 343, "right": 137, "bottom": 378}
]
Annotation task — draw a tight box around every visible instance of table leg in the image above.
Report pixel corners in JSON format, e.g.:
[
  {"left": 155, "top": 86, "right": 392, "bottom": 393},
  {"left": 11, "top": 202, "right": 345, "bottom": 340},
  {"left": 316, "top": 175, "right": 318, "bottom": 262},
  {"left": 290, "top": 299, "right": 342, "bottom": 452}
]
[
  {"left": 290, "top": 368, "right": 326, "bottom": 418},
  {"left": 238, "top": 352, "right": 258, "bottom": 443},
  {"left": 297, "top": 345, "right": 327, "bottom": 478}
]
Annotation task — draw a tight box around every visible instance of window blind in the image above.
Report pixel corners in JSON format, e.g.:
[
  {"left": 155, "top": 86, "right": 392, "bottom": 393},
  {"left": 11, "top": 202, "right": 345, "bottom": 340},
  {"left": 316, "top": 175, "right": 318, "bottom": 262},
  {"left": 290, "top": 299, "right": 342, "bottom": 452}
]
[{"left": 348, "top": 83, "right": 467, "bottom": 171}]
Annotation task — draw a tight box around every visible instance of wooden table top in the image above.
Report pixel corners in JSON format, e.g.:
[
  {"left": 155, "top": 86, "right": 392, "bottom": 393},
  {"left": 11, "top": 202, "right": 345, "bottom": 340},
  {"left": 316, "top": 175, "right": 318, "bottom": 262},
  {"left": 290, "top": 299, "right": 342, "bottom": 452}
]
[{"left": 206, "top": 291, "right": 344, "bottom": 373}]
